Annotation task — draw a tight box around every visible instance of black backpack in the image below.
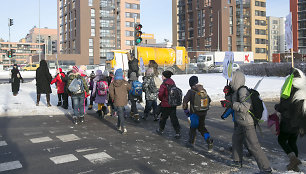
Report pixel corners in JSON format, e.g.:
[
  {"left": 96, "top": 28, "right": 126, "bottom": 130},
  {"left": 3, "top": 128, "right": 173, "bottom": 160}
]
[
  {"left": 237, "top": 86, "right": 264, "bottom": 126},
  {"left": 167, "top": 84, "right": 182, "bottom": 107}
]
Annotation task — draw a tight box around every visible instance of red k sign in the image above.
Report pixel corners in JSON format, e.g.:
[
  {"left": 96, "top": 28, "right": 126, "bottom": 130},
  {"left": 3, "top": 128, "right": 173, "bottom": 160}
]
[{"left": 245, "top": 54, "right": 250, "bottom": 63}]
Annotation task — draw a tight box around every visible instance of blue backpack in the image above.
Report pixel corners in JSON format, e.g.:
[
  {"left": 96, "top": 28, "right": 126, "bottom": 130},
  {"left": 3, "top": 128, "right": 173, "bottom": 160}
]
[{"left": 130, "top": 80, "right": 143, "bottom": 96}]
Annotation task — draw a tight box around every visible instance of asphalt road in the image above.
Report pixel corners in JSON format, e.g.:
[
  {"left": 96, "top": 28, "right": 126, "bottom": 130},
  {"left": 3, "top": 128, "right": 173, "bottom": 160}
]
[{"left": 0, "top": 102, "right": 305, "bottom": 174}]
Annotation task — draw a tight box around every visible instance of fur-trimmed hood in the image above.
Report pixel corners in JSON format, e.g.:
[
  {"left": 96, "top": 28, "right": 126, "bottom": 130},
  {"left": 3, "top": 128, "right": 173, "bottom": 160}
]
[{"left": 292, "top": 68, "right": 306, "bottom": 115}]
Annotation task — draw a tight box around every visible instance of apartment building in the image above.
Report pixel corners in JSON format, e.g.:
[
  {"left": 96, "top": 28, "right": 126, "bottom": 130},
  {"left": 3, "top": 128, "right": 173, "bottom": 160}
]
[
  {"left": 267, "top": 16, "right": 286, "bottom": 61},
  {"left": 172, "top": 0, "right": 268, "bottom": 61},
  {"left": 55, "top": 0, "right": 140, "bottom": 65},
  {"left": 291, "top": 0, "right": 306, "bottom": 54}
]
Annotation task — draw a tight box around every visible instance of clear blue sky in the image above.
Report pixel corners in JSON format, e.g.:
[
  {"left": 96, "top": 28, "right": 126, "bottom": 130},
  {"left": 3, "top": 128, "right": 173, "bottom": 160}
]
[{"left": 0, "top": 0, "right": 289, "bottom": 43}]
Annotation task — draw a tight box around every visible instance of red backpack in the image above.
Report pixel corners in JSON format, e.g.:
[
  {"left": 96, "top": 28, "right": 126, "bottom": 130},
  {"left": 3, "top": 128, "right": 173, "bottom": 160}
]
[{"left": 96, "top": 81, "right": 108, "bottom": 96}]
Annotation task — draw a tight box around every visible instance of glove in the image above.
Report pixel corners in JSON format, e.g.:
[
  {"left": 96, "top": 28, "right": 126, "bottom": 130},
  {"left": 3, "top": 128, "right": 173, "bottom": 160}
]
[
  {"left": 223, "top": 85, "right": 232, "bottom": 95},
  {"left": 220, "top": 100, "right": 232, "bottom": 108},
  {"left": 184, "top": 109, "right": 190, "bottom": 116}
]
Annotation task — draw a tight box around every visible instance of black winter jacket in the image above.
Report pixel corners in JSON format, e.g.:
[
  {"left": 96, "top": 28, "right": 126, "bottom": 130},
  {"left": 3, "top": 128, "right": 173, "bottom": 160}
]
[{"left": 36, "top": 61, "right": 52, "bottom": 94}]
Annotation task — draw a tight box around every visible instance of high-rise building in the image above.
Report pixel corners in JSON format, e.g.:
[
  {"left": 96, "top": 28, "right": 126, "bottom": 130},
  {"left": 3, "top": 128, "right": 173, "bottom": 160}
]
[
  {"left": 172, "top": 0, "right": 268, "bottom": 61},
  {"left": 291, "top": 0, "right": 306, "bottom": 54},
  {"left": 267, "top": 16, "right": 286, "bottom": 61},
  {"left": 56, "top": 0, "right": 140, "bottom": 65}
]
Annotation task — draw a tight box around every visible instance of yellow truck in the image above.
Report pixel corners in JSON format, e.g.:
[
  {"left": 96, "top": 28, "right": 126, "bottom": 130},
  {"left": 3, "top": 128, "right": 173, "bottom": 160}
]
[{"left": 106, "top": 46, "right": 189, "bottom": 74}]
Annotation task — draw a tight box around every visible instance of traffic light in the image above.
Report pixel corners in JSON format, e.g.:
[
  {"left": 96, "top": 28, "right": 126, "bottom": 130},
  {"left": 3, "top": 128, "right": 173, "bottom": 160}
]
[
  {"left": 7, "top": 50, "right": 12, "bottom": 58},
  {"left": 9, "top": 19, "right": 13, "bottom": 26},
  {"left": 135, "top": 24, "right": 142, "bottom": 45}
]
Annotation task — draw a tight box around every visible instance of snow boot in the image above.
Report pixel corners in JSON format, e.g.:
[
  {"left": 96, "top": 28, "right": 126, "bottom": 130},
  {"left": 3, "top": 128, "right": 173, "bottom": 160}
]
[
  {"left": 134, "top": 113, "right": 140, "bottom": 122},
  {"left": 174, "top": 132, "right": 181, "bottom": 139},
  {"left": 80, "top": 116, "right": 85, "bottom": 123},
  {"left": 57, "top": 101, "right": 62, "bottom": 106},
  {"left": 36, "top": 94, "right": 40, "bottom": 106},
  {"left": 156, "top": 128, "right": 163, "bottom": 135},
  {"left": 88, "top": 105, "right": 93, "bottom": 110},
  {"left": 287, "top": 152, "right": 302, "bottom": 171},
  {"left": 97, "top": 110, "right": 102, "bottom": 118},
  {"left": 73, "top": 117, "right": 78, "bottom": 125},
  {"left": 102, "top": 106, "right": 107, "bottom": 118}
]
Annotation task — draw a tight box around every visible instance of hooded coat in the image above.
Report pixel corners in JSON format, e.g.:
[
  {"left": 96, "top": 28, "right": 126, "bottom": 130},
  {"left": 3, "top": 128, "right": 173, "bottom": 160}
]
[
  {"left": 109, "top": 79, "right": 131, "bottom": 107},
  {"left": 275, "top": 68, "right": 306, "bottom": 134},
  {"left": 142, "top": 70, "right": 158, "bottom": 101},
  {"left": 50, "top": 68, "right": 66, "bottom": 94},
  {"left": 11, "top": 66, "right": 23, "bottom": 93},
  {"left": 158, "top": 78, "right": 176, "bottom": 107},
  {"left": 67, "top": 72, "right": 89, "bottom": 96},
  {"left": 36, "top": 60, "right": 52, "bottom": 94},
  {"left": 92, "top": 70, "right": 108, "bottom": 104},
  {"left": 229, "top": 71, "right": 253, "bottom": 126}
]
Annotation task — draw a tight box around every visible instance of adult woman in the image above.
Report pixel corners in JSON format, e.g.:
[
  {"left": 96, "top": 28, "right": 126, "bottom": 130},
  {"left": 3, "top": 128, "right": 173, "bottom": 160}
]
[
  {"left": 10, "top": 64, "right": 23, "bottom": 96},
  {"left": 36, "top": 60, "right": 52, "bottom": 107}
]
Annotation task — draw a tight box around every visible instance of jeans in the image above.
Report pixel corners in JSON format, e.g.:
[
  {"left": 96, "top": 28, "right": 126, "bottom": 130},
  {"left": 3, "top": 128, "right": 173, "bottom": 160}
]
[
  {"left": 72, "top": 95, "right": 85, "bottom": 117},
  {"left": 116, "top": 106, "right": 125, "bottom": 128},
  {"left": 159, "top": 107, "right": 181, "bottom": 133},
  {"left": 144, "top": 100, "right": 157, "bottom": 115}
]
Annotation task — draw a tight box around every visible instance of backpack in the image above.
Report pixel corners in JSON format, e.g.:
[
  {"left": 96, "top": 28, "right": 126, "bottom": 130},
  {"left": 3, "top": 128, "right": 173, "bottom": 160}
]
[
  {"left": 96, "top": 80, "right": 108, "bottom": 96},
  {"left": 167, "top": 85, "right": 183, "bottom": 107},
  {"left": 130, "top": 80, "right": 143, "bottom": 96},
  {"left": 192, "top": 89, "right": 210, "bottom": 112},
  {"left": 68, "top": 77, "right": 84, "bottom": 94},
  {"left": 237, "top": 86, "right": 264, "bottom": 126}
]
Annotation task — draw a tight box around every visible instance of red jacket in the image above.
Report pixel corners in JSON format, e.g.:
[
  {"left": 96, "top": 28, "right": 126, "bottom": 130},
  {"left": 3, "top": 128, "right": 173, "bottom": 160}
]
[
  {"left": 51, "top": 68, "right": 65, "bottom": 94},
  {"left": 158, "top": 78, "right": 175, "bottom": 107}
]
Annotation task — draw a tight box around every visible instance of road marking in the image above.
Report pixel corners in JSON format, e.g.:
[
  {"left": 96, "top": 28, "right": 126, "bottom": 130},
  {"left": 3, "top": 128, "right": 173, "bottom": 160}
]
[
  {"left": 50, "top": 154, "right": 78, "bottom": 164},
  {"left": 76, "top": 148, "right": 98, "bottom": 153},
  {"left": 0, "top": 141, "right": 7, "bottom": 146},
  {"left": 24, "top": 132, "right": 43, "bottom": 136},
  {"left": 30, "top": 137, "right": 52, "bottom": 143},
  {"left": 56, "top": 134, "right": 80, "bottom": 142},
  {"left": 83, "top": 152, "right": 113, "bottom": 164},
  {"left": 110, "top": 169, "right": 140, "bottom": 174},
  {"left": 0, "top": 161, "right": 22, "bottom": 172}
]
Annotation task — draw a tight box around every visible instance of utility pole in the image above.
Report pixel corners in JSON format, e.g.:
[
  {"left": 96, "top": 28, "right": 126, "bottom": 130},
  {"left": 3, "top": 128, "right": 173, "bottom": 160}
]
[
  {"left": 39, "top": 0, "right": 41, "bottom": 62},
  {"left": 8, "top": 18, "right": 13, "bottom": 67}
]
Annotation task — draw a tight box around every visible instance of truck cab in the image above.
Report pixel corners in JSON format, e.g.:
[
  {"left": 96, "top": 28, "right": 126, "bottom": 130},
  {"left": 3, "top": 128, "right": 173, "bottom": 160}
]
[{"left": 197, "top": 55, "right": 214, "bottom": 72}]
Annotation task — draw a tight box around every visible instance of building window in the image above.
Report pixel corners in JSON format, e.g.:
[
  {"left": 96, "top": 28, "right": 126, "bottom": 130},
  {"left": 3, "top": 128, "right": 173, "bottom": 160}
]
[
  {"left": 91, "top": 9, "right": 95, "bottom": 17},
  {"left": 228, "top": 36, "right": 232, "bottom": 51},
  {"left": 89, "top": 48, "right": 93, "bottom": 56},
  {"left": 89, "top": 39, "right": 93, "bottom": 47},
  {"left": 88, "top": 0, "right": 93, "bottom": 6},
  {"left": 256, "top": 48, "right": 266, "bottom": 53},
  {"left": 91, "top": 28, "right": 95, "bottom": 36},
  {"left": 91, "top": 18, "right": 95, "bottom": 27},
  {"left": 228, "top": 0, "right": 231, "bottom": 4}
]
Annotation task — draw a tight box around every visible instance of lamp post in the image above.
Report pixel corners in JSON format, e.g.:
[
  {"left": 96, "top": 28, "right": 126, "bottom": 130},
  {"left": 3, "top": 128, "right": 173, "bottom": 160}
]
[{"left": 38, "top": 0, "right": 41, "bottom": 62}]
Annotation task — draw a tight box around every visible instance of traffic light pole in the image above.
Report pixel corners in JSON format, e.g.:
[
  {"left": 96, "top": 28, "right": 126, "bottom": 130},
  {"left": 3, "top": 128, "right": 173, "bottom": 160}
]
[
  {"left": 134, "top": 17, "right": 137, "bottom": 59},
  {"left": 8, "top": 18, "right": 11, "bottom": 67}
]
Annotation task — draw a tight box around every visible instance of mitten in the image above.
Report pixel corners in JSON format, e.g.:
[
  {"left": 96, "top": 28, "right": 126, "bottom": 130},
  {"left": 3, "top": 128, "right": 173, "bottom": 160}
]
[
  {"left": 220, "top": 100, "right": 232, "bottom": 108},
  {"left": 223, "top": 85, "right": 232, "bottom": 95}
]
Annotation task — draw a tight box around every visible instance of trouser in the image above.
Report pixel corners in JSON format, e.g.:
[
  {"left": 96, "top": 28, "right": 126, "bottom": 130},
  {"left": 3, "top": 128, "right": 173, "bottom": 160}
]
[
  {"left": 189, "top": 112, "right": 209, "bottom": 144},
  {"left": 57, "top": 93, "right": 64, "bottom": 103},
  {"left": 130, "top": 98, "right": 138, "bottom": 114},
  {"left": 232, "top": 124, "right": 271, "bottom": 171},
  {"left": 37, "top": 93, "right": 50, "bottom": 104},
  {"left": 71, "top": 95, "right": 85, "bottom": 117},
  {"left": 159, "top": 107, "right": 180, "bottom": 133},
  {"left": 116, "top": 106, "right": 125, "bottom": 128},
  {"left": 89, "top": 91, "right": 94, "bottom": 106},
  {"left": 144, "top": 100, "right": 157, "bottom": 116},
  {"left": 62, "top": 93, "right": 69, "bottom": 107},
  {"left": 278, "top": 131, "right": 299, "bottom": 157}
]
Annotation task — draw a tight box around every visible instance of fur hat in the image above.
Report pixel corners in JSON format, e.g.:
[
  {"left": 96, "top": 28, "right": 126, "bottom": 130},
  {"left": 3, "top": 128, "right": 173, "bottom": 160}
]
[
  {"left": 72, "top": 66, "right": 79, "bottom": 73},
  {"left": 189, "top": 76, "right": 198, "bottom": 87},
  {"left": 129, "top": 72, "right": 138, "bottom": 81},
  {"left": 115, "top": 68, "right": 124, "bottom": 80},
  {"left": 162, "top": 70, "right": 173, "bottom": 78}
]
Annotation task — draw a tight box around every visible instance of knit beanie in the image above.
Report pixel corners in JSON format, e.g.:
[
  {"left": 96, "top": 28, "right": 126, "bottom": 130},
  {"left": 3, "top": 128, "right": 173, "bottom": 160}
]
[
  {"left": 72, "top": 66, "right": 79, "bottom": 73},
  {"left": 162, "top": 70, "right": 173, "bottom": 79},
  {"left": 189, "top": 76, "right": 198, "bottom": 87},
  {"left": 129, "top": 72, "right": 138, "bottom": 81},
  {"left": 115, "top": 68, "right": 124, "bottom": 80}
]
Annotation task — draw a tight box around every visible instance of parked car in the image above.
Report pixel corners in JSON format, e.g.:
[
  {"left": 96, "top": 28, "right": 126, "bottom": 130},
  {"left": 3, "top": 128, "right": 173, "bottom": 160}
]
[
  {"left": 22, "top": 64, "right": 40, "bottom": 71},
  {"left": 213, "top": 63, "right": 240, "bottom": 73}
]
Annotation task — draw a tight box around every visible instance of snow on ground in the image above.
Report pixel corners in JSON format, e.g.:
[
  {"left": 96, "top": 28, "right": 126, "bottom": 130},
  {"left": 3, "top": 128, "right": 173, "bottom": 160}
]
[{"left": 0, "top": 71, "right": 285, "bottom": 117}]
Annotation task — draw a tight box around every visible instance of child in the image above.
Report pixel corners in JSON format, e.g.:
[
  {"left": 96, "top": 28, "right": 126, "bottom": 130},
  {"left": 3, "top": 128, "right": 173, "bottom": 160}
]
[
  {"left": 183, "top": 76, "right": 213, "bottom": 151},
  {"left": 88, "top": 71, "right": 95, "bottom": 110},
  {"left": 51, "top": 68, "right": 66, "bottom": 106},
  {"left": 92, "top": 70, "right": 108, "bottom": 118},
  {"left": 156, "top": 71, "right": 181, "bottom": 139},
  {"left": 128, "top": 72, "right": 142, "bottom": 122},
  {"left": 109, "top": 69, "right": 131, "bottom": 134},
  {"left": 107, "top": 71, "right": 115, "bottom": 116},
  {"left": 142, "top": 68, "right": 158, "bottom": 121}
]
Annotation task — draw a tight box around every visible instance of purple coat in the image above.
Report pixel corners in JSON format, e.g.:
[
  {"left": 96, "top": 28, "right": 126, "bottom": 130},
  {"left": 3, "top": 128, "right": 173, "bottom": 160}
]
[{"left": 92, "top": 74, "right": 108, "bottom": 104}]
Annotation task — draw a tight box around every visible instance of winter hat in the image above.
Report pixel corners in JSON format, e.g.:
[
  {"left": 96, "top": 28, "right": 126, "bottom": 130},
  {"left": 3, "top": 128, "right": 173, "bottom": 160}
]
[
  {"left": 115, "top": 68, "right": 124, "bottom": 80},
  {"left": 90, "top": 71, "right": 95, "bottom": 78},
  {"left": 146, "top": 68, "right": 154, "bottom": 76},
  {"left": 72, "top": 66, "right": 79, "bottom": 73},
  {"left": 129, "top": 72, "right": 138, "bottom": 81},
  {"left": 96, "top": 69, "right": 102, "bottom": 76},
  {"left": 13, "top": 64, "right": 17, "bottom": 67},
  {"left": 162, "top": 70, "right": 173, "bottom": 78},
  {"left": 189, "top": 76, "right": 198, "bottom": 87}
]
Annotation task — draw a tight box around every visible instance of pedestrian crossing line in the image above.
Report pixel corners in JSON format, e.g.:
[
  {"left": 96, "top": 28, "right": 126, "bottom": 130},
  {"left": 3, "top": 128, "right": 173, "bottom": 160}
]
[
  {"left": 83, "top": 152, "right": 113, "bottom": 164},
  {"left": 50, "top": 154, "right": 78, "bottom": 164},
  {"left": 30, "top": 136, "right": 53, "bottom": 144},
  {"left": 76, "top": 148, "right": 98, "bottom": 153},
  {"left": 56, "top": 134, "right": 80, "bottom": 142},
  {"left": 110, "top": 169, "right": 140, "bottom": 174},
  {"left": 0, "top": 141, "right": 7, "bottom": 146},
  {"left": 0, "top": 161, "right": 22, "bottom": 172}
]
